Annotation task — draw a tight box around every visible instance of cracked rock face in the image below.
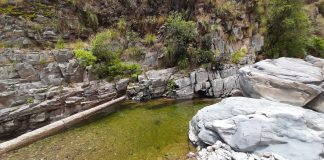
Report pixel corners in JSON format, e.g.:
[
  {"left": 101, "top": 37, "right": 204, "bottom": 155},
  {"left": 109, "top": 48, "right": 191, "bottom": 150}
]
[
  {"left": 189, "top": 97, "right": 324, "bottom": 160},
  {"left": 239, "top": 56, "right": 324, "bottom": 112}
]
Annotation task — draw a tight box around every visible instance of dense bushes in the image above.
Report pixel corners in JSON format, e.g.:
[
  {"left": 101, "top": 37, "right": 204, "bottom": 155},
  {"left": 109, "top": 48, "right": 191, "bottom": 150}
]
[
  {"left": 143, "top": 33, "right": 157, "bottom": 45},
  {"left": 164, "top": 13, "right": 196, "bottom": 68},
  {"left": 307, "top": 36, "right": 324, "bottom": 58},
  {"left": 74, "top": 49, "right": 97, "bottom": 66},
  {"left": 163, "top": 13, "right": 217, "bottom": 69},
  {"left": 263, "top": 0, "right": 312, "bottom": 58},
  {"left": 208, "top": 0, "right": 236, "bottom": 18},
  {"left": 74, "top": 21, "right": 142, "bottom": 81},
  {"left": 318, "top": 1, "right": 324, "bottom": 16},
  {"left": 91, "top": 29, "right": 142, "bottom": 80}
]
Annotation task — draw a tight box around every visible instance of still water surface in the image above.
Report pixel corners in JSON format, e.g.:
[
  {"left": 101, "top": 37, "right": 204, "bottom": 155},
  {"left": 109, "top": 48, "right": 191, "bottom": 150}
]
[{"left": 1, "top": 98, "right": 219, "bottom": 160}]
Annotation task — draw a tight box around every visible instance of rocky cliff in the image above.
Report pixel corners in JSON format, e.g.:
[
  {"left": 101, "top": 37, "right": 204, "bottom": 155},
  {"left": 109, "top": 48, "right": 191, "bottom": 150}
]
[{"left": 0, "top": 48, "right": 128, "bottom": 138}]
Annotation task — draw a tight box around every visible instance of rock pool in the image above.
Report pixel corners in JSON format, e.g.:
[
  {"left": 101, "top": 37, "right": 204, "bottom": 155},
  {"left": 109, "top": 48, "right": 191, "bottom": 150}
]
[{"left": 0, "top": 98, "right": 219, "bottom": 160}]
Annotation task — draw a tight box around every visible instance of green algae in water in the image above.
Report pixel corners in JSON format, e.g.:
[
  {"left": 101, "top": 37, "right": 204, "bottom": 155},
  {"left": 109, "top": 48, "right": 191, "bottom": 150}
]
[{"left": 1, "top": 98, "right": 219, "bottom": 160}]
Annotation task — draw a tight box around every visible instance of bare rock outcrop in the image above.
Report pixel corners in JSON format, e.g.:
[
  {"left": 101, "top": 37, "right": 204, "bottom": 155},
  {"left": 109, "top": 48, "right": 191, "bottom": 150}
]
[
  {"left": 189, "top": 97, "right": 324, "bottom": 160},
  {"left": 239, "top": 56, "right": 324, "bottom": 112}
]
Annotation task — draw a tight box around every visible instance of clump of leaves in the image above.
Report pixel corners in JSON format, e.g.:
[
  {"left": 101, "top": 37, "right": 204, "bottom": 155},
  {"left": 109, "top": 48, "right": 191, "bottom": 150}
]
[
  {"left": 124, "top": 47, "right": 144, "bottom": 61},
  {"left": 264, "top": 0, "right": 312, "bottom": 58},
  {"left": 90, "top": 28, "right": 142, "bottom": 81},
  {"left": 25, "top": 97, "right": 34, "bottom": 104},
  {"left": 307, "top": 36, "right": 324, "bottom": 58},
  {"left": 164, "top": 12, "right": 196, "bottom": 68},
  {"left": 143, "top": 33, "right": 157, "bottom": 45},
  {"left": 55, "top": 37, "right": 65, "bottom": 49},
  {"left": 74, "top": 49, "right": 97, "bottom": 67},
  {"left": 230, "top": 47, "right": 247, "bottom": 64}
]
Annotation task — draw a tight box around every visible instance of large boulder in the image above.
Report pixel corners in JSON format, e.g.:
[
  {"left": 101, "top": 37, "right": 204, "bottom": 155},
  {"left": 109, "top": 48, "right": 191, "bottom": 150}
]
[
  {"left": 239, "top": 57, "right": 324, "bottom": 111},
  {"left": 189, "top": 97, "right": 324, "bottom": 160}
]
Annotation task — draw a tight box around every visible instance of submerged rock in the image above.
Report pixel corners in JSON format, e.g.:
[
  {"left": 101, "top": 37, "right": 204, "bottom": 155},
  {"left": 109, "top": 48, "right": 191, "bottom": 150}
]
[{"left": 189, "top": 97, "right": 324, "bottom": 160}]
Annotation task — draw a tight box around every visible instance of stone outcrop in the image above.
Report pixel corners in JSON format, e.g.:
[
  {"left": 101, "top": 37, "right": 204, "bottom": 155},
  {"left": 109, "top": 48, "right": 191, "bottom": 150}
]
[
  {"left": 189, "top": 97, "right": 324, "bottom": 160},
  {"left": 0, "top": 79, "right": 127, "bottom": 138},
  {"left": 0, "top": 49, "right": 129, "bottom": 138},
  {"left": 239, "top": 56, "right": 324, "bottom": 112},
  {"left": 0, "top": 49, "right": 87, "bottom": 109},
  {"left": 127, "top": 64, "right": 244, "bottom": 101},
  {"left": 0, "top": 0, "right": 91, "bottom": 48}
]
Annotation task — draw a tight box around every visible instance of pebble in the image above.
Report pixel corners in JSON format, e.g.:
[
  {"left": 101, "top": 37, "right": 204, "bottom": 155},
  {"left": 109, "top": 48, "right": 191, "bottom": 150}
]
[{"left": 206, "top": 146, "right": 214, "bottom": 152}]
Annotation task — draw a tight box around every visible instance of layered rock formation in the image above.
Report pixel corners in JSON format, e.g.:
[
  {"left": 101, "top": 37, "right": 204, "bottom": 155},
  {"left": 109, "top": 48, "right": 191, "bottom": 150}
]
[
  {"left": 127, "top": 64, "right": 243, "bottom": 101},
  {"left": 189, "top": 97, "right": 324, "bottom": 160},
  {"left": 0, "top": 49, "right": 128, "bottom": 138},
  {"left": 0, "top": 49, "right": 85, "bottom": 109},
  {"left": 239, "top": 56, "right": 324, "bottom": 112}
]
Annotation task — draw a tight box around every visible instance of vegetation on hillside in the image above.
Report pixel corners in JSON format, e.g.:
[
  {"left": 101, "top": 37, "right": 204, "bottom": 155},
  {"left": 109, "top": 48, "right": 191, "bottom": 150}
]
[
  {"left": 74, "top": 19, "right": 142, "bottom": 81},
  {"left": 1, "top": 0, "right": 324, "bottom": 79},
  {"left": 258, "top": 0, "right": 324, "bottom": 58}
]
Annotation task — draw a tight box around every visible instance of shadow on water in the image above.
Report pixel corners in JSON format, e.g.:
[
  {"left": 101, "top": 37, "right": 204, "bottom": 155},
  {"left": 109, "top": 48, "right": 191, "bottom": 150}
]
[{"left": 1, "top": 98, "right": 220, "bottom": 160}]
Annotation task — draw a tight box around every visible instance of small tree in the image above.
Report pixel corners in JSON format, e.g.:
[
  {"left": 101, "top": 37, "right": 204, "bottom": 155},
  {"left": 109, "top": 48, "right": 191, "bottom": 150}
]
[
  {"left": 164, "top": 12, "right": 196, "bottom": 68},
  {"left": 91, "top": 29, "right": 142, "bottom": 80},
  {"left": 264, "top": 0, "right": 312, "bottom": 58}
]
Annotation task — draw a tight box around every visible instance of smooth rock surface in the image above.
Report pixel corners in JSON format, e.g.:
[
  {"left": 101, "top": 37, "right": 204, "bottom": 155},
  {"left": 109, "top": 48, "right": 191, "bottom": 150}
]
[
  {"left": 189, "top": 97, "right": 324, "bottom": 160},
  {"left": 239, "top": 57, "right": 324, "bottom": 110}
]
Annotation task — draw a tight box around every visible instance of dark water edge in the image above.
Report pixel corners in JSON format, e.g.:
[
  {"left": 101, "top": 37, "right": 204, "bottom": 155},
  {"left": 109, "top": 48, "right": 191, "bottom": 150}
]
[{"left": 0, "top": 98, "right": 219, "bottom": 160}]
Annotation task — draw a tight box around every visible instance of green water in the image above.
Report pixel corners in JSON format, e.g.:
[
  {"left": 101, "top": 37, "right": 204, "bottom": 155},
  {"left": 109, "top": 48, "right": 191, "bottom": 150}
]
[{"left": 1, "top": 98, "right": 219, "bottom": 160}]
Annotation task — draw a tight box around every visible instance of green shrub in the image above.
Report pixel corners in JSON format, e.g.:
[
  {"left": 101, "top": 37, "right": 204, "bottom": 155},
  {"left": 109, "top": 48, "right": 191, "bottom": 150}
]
[
  {"left": 117, "top": 18, "right": 127, "bottom": 32},
  {"left": 0, "top": 5, "right": 37, "bottom": 19},
  {"left": 318, "top": 1, "right": 324, "bottom": 16},
  {"left": 90, "top": 29, "right": 142, "bottom": 81},
  {"left": 94, "top": 61, "right": 142, "bottom": 81},
  {"left": 264, "top": 0, "right": 312, "bottom": 58},
  {"left": 307, "top": 36, "right": 324, "bottom": 58},
  {"left": 230, "top": 47, "right": 247, "bottom": 64},
  {"left": 228, "top": 34, "right": 237, "bottom": 43},
  {"left": 178, "top": 58, "right": 190, "bottom": 69},
  {"left": 91, "top": 29, "right": 120, "bottom": 47},
  {"left": 74, "top": 49, "right": 97, "bottom": 66},
  {"left": 144, "top": 33, "right": 157, "bottom": 45},
  {"left": 0, "top": 0, "right": 8, "bottom": 5},
  {"left": 25, "top": 97, "right": 34, "bottom": 104},
  {"left": 39, "top": 59, "right": 49, "bottom": 67},
  {"left": 124, "top": 47, "right": 144, "bottom": 61},
  {"left": 55, "top": 37, "right": 65, "bottom": 49},
  {"left": 0, "top": 42, "right": 12, "bottom": 48},
  {"left": 86, "top": 12, "right": 99, "bottom": 27},
  {"left": 126, "top": 31, "right": 141, "bottom": 44},
  {"left": 210, "top": 0, "right": 236, "bottom": 17},
  {"left": 71, "top": 40, "right": 86, "bottom": 50},
  {"left": 164, "top": 12, "right": 196, "bottom": 68},
  {"left": 91, "top": 29, "right": 123, "bottom": 62},
  {"left": 167, "top": 79, "right": 177, "bottom": 90}
]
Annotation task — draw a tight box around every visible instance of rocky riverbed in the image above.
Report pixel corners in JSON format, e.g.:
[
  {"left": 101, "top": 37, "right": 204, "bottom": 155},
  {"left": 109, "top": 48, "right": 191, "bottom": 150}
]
[
  {"left": 187, "top": 55, "right": 324, "bottom": 160},
  {"left": 1, "top": 46, "right": 324, "bottom": 160},
  {"left": 0, "top": 47, "right": 252, "bottom": 138}
]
